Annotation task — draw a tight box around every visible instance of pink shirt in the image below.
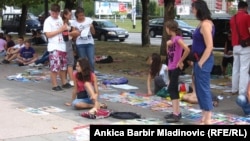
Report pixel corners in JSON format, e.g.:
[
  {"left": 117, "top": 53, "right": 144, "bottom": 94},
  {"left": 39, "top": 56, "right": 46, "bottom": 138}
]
[
  {"left": 167, "top": 36, "right": 183, "bottom": 70},
  {"left": 0, "top": 39, "right": 7, "bottom": 51}
]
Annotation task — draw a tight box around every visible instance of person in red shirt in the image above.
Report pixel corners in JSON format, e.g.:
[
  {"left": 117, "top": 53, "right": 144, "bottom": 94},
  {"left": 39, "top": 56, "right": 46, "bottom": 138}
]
[{"left": 230, "top": 1, "right": 250, "bottom": 96}]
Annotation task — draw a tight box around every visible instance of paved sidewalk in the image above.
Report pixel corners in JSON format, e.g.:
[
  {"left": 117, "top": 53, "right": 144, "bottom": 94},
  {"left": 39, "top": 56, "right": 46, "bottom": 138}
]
[{"left": 0, "top": 62, "right": 246, "bottom": 141}]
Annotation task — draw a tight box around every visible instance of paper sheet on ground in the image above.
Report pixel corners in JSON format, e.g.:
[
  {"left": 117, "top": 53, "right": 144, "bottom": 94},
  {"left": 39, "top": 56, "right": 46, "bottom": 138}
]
[
  {"left": 17, "top": 107, "right": 49, "bottom": 115},
  {"left": 38, "top": 106, "right": 65, "bottom": 113},
  {"left": 111, "top": 84, "right": 138, "bottom": 90}
]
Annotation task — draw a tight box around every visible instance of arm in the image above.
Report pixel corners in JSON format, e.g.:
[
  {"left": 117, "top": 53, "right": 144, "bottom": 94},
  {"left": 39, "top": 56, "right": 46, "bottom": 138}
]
[
  {"left": 93, "top": 74, "right": 99, "bottom": 95},
  {"left": 11, "top": 48, "right": 21, "bottom": 54},
  {"left": 177, "top": 39, "right": 190, "bottom": 70},
  {"left": 3, "top": 42, "right": 7, "bottom": 51},
  {"left": 17, "top": 52, "right": 22, "bottom": 59},
  {"left": 65, "top": 74, "right": 77, "bottom": 106},
  {"left": 166, "top": 40, "right": 172, "bottom": 53},
  {"left": 69, "top": 27, "right": 80, "bottom": 37},
  {"left": 90, "top": 24, "right": 95, "bottom": 35},
  {"left": 147, "top": 73, "right": 153, "bottom": 95},
  {"left": 199, "top": 20, "right": 214, "bottom": 68},
  {"left": 247, "top": 81, "right": 250, "bottom": 103},
  {"left": 45, "top": 24, "right": 68, "bottom": 38},
  {"left": 224, "top": 41, "right": 228, "bottom": 54},
  {"left": 84, "top": 82, "right": 99, "bottom": 109}
]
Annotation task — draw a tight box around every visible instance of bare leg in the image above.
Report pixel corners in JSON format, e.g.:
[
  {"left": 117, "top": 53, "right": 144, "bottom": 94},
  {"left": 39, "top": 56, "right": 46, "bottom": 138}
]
[
  {"left": 7, "top": 54, "right": 18, "bottom": 62},
  {"left": 199, "top": 111, "right": 205, "bottom": 125},
  {"left": 172, "top": 99, "right": 180, "bottom": 114},
  {"left": 75, "top": 102, "right": 94, "bottom": 109},
  {"left": 84, "top": 82, "right": 100, "bottom": 110},
  {"left": 59, "top": 70, "right": 68, "bottom": 85},
  {"left": 67, "top": 66, "right": 74, "bottom": 83},
  {"left": 203, "top": 111, "right": 212, "bottom": 125},
  {"left": 50, "top": 71, "right": 58, "bottom": 87}
]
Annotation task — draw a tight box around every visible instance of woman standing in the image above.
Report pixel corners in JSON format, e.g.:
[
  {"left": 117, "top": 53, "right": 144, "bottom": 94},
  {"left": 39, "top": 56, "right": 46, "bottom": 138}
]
[
  {"left": 61, "top": 9, "right": 80, "bottom": 86},
  {"left": 191, "top": 0, "right": 215, "bottom": 125},
  {"left": 71, "top": 7, "right": 95, "bottom": 72}
]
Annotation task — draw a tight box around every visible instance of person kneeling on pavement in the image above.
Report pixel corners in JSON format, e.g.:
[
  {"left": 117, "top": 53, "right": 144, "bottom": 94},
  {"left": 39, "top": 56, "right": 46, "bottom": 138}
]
[
  {"left": 236, "top": 66, "right": 250, "bottom": 117},
  {"left": 65, "top": 58, "right": 107, "bottom": 113},
  {"left": 16, "top": 40, "right": 38, "bottom": 66}
]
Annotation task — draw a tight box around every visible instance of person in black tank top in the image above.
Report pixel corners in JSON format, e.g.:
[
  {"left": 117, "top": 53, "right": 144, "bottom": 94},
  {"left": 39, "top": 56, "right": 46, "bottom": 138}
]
[{"left": 221, "top": 33, "right": 233, "bottom": 76}]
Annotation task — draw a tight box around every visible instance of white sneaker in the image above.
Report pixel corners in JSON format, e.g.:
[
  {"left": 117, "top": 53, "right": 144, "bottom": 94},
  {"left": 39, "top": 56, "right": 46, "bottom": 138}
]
[
  {"left": 69, "top": 80, "right": 74, "bottom": 86},
  {"left": 35, "top": 63, "right": 43, "bottom": 67},
  {"left": 28, "top": 63, "right": 36, "bottom": 67}
]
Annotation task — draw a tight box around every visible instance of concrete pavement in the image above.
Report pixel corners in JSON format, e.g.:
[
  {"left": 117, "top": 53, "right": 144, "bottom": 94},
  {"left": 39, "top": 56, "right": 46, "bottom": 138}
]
[{"left": 0, "top": 60, "right": 247, "bottom": 141}]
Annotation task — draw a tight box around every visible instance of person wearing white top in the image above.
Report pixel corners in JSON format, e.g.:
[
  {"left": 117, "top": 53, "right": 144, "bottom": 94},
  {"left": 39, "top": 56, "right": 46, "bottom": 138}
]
[
  {"left": 0, "top": 33, "right": 7, "bottom": 57},
  {"left": 147, "top": 53, "right": 169, "bottom": 96},
  {"left": 71, "top": 7, "right": 95, "bottom": 72},
  {"left": 2, "top": 36, "right": 25, "bottom": 64},
  {"left": 43, "top": 4, "right": 72, "bottom": 91}
]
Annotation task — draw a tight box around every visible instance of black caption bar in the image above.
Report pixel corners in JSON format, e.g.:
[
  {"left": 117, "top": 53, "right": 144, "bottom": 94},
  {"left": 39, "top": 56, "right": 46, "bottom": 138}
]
[{"left": 90, "top": 125, "right": 250, "bottom": 140}]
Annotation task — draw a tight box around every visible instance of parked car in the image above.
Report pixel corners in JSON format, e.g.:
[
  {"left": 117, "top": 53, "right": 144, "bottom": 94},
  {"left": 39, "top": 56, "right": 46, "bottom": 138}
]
[
  {"left": 1, "top": 13, "right": 42, "bottom": 34},
  {"left": 92, "top": 19, "right": 129, "bottom": 42},
  {"left": 149, "top": 18, "right": 196, "bottom": 39},
  {"left": 212, "top": 15, "right": 231, "bottom": 50}
]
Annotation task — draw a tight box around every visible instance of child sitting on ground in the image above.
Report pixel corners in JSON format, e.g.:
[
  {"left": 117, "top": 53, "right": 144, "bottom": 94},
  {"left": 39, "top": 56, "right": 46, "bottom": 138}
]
[
  {"left": 16, "top": 40, "right": 38, "bottom": 66},
  {"left": 65, "top": 58, "right": 107, "bottom": 113},
  {"left": 2, "top": 36, "right": 25, "bottom": 64}
]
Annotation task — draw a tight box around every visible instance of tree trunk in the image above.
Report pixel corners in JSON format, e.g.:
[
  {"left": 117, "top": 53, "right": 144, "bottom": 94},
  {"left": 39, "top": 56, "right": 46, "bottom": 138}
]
[
  {"left": 19, "top": 4, "right": 28, "bottom": 36},
  {"left": 160, "top": 0, "right": 175, "bottom": 56},
  {"left": 78, "top": 0, "right": 83, "bottom": 8},
  {"left": 141, "top": 0, "right": 150, "bottom": 47}
]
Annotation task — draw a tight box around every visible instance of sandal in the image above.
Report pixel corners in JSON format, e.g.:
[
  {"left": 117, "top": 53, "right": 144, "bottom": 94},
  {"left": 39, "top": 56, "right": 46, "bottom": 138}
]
[{"left": 100, "top": 103, "right": 108, "bottom": 109}]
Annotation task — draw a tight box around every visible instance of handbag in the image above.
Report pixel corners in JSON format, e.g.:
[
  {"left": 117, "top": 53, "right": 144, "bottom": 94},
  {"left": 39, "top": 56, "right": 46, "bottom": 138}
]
[
  {"left": 156, "top": 87, "right": 169, "bottom": 98},
  {"left": 77, "top": 91, "right": 89, "bottom": 99},
  {"left": 234, "top": 15, "right": 250, "bottom": 48}
]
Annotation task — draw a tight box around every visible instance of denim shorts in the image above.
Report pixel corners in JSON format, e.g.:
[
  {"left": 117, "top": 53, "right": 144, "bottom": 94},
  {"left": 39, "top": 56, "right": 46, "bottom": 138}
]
[{"left": 72, "top": 98, "right": 93, "bottom": 108}]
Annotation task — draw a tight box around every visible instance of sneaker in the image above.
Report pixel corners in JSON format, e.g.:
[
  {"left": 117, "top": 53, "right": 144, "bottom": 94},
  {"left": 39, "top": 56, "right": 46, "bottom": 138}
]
[
  {"left": 62, "top": 83, "right": 73, "bottom": 88},
  {"left": 69, "top": 80, "right": 74, "bottom": 86},
  {"left": 35, "top": 63, "right": 43, "bottom": 67},
  {"left": 166, "top": 113, "right": 182, "bottom": 123},
  {"left": 18, "top": 63, "right": 24, "bottom": 66},
  {"left": 52, "top": 86, "right": 63, "bottom": 91},
  {"left": 164, "top": 112, "right": 182, "bottom": 119},
  {"left": 28, "top": 63, "right": 36, "bottom": 67},
  {"left": 2, "top": 59, "right": 10, "bottom": 64},
  {"left": 164, "top": 113, "right": 174, "bottom": 119}
]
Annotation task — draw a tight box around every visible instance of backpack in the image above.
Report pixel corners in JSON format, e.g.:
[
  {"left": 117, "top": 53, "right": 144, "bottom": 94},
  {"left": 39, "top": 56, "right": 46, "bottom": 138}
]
[{"left": 96, "top": 55, "right": 113, "bottom": 63}]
